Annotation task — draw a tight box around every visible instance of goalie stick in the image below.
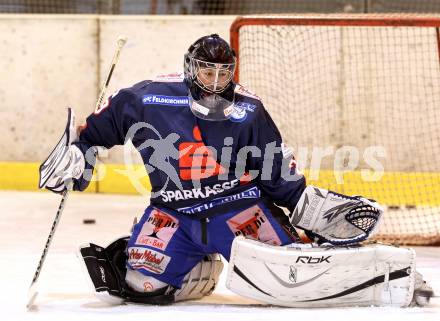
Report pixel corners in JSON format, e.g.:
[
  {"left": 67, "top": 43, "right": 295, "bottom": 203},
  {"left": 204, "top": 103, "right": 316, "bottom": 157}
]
[{"left": 26, "top": 36, "right": 128, "bottom": 310}]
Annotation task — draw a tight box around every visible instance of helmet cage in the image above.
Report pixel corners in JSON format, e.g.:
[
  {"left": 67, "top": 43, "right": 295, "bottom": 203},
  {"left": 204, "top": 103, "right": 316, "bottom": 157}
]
[{"left": 189, "top": 57, "right": 236, "bottom": 93}]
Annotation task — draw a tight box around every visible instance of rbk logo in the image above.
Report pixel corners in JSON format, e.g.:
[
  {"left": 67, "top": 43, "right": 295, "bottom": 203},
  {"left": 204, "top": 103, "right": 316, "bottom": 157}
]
[
  {"left": 295, "top": 256, "right": 331, "bottom": 264},
  {"left": 178, "top": 126, "right": 226, "bottom": 180}
]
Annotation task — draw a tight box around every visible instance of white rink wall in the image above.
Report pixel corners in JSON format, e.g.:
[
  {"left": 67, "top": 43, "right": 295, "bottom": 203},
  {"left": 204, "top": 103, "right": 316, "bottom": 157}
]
[{"left": 0, "top": 14, "right": 235, "bottom": 163}]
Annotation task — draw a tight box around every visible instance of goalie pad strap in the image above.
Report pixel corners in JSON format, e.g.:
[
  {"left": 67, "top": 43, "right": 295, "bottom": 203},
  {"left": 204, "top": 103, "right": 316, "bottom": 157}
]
[{"left": 226, "top": 237, "right": 416, "bottom": 308}]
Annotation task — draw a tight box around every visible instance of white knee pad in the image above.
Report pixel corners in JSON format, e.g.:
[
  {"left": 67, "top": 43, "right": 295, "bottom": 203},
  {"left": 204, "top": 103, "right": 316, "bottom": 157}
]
[{"left": 125, "top": 269, "right": 168, "bottom": 293}]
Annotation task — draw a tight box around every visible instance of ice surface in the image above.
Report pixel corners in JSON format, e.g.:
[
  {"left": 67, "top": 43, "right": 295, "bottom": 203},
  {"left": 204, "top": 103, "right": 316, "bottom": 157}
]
[{"left": 1, "top": 191, "right": 439, "bottom": 321}]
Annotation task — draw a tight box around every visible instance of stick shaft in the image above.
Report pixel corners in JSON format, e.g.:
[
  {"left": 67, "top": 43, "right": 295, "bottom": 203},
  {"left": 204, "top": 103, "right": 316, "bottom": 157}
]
[
  {"left": 95, "top": 38, "right": 127, "bottom": 110},
  {"left": 26, "top": 188, "right": 69, "bottom": 308}
]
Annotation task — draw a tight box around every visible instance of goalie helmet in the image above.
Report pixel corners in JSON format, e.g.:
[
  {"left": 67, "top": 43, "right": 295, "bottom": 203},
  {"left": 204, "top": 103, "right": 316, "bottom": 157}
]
[{"left": 184, "top": 34, "right": 236, "bottom": 121}]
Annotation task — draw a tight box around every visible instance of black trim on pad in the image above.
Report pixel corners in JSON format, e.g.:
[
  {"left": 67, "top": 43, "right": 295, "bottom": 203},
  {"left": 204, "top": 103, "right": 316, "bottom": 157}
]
[
  {"left": 302, "top": 266, "right": 411, "bottom": 302},
  {"left": 233, "top": 265, "right": 273, "bottom": 297}
]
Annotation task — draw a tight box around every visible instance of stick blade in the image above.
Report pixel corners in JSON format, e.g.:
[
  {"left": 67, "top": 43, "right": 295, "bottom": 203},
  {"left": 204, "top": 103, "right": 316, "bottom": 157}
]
[{"left": 26, "top": 284, "right": 38, "bottom": 310}]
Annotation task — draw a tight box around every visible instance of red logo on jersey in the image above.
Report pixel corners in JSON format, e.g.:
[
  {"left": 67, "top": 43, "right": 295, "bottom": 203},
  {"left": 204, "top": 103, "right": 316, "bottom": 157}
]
[
  {"left": 227, "top": 205, "right": 281, "bottom": 245},
  {"left": 135, "top": 209, "right": 179, "bottom": 250},
  {"left": 178, "top": 126, "right": 226, "bottom": 180}
]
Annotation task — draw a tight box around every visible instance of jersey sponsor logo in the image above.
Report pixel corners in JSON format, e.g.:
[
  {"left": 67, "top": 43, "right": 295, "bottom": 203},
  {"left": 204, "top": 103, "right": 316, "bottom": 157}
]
[
  {"left": 230, "top": 105, "right": 247, "bottom": 122},
  {"left": 154, "top": 72, "right": 184, "bottom": 82},
  {"left": 230, "top": 102, "right": 256, "bottom": 123},
  {"left": 178, "top": 126, "right": 226, "bottom": 180},
  {"left": 135, "top": 209, "right": 179, "bottom": 250},
  {"left": 236, "top": 101, "right": 256, "bottom": 112},
  {"left": 142, "top": 94, "right": 189, "bottom": 106},
  {"left": 127, "top": 247, "right": 171, "bottom": 274},
  {"left": 226, "top": 205, "right": 282, "bottom": 245},
  {"left": 177, "top": 186, "right": 261, "bottom": 215},
  {"left": 234, "top": 84, "right": 261, "bottom": 100},
  {"left": 160, "top": 179, "right": 240, "bottom": 202}
]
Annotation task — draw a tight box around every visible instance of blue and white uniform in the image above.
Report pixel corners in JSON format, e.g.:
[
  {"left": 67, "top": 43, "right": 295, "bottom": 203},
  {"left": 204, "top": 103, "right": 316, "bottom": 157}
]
[{"left": 73, "top": 74, "right": 306, "bottom": 288}]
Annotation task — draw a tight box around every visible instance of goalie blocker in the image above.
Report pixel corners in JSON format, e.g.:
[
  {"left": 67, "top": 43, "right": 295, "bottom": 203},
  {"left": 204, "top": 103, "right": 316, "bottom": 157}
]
[
  {"left": 227, "top": 237, "right": 433, "bottom": 307},
  {"left": 38, "top": 108, "right": 86, "bottom": 193}
]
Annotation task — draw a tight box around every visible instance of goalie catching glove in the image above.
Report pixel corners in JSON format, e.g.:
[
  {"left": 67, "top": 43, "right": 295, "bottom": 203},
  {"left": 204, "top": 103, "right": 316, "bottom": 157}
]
[
  {"left": 39, "top": 108, "right": 85, "bottom": 193},
  {"left": 289, "top": 185, "right": 383, "bottom": 245}
]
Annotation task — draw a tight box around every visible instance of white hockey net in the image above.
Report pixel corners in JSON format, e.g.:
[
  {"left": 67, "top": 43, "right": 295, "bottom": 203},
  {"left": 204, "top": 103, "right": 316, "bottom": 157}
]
[{"left": 230, "top": 14, "right": 440, "bottom": 245}]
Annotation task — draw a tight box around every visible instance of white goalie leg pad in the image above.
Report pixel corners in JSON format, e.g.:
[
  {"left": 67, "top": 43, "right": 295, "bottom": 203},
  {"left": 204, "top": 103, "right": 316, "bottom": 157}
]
[
  {"left": 226, "top": 237, "right": 416, "bottom": 307},
  {"left": 289, "top": 185, "right": 383, "bottom": 245}
]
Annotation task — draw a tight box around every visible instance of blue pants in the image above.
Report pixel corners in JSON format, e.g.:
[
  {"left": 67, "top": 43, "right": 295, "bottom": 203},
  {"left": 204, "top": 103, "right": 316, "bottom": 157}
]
[{"left": 126, "top": 200, "right": 296, "bottom": 288}]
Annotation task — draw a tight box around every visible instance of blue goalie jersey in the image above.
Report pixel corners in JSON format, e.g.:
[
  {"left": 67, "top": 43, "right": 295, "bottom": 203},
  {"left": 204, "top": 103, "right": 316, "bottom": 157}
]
[{"left": 73, "top": 73, "right": 306, "bottom": 218}]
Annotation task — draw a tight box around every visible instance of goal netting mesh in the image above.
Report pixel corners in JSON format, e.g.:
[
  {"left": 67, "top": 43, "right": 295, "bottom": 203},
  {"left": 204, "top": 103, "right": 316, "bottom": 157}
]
[{"left": 231, "top": 14, "right": 440, "bottom": 245}]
